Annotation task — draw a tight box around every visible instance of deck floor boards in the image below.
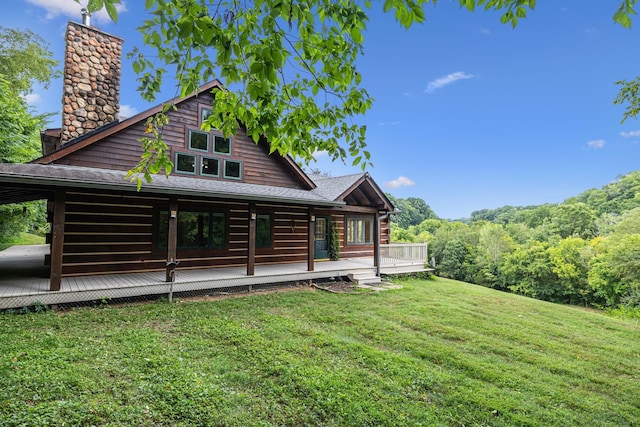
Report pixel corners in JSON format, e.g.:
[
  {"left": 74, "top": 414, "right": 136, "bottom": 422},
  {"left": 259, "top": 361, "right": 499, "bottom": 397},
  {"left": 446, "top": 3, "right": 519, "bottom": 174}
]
[{"left": 0, "top": 245, "right": 428, "bottom": 309}]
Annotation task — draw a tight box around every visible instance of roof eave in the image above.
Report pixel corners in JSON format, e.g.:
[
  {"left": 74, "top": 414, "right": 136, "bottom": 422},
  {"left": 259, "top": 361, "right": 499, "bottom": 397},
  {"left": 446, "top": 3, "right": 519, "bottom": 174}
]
[{"left": 0, "top": 171, "right": 344, "bottom": 208}]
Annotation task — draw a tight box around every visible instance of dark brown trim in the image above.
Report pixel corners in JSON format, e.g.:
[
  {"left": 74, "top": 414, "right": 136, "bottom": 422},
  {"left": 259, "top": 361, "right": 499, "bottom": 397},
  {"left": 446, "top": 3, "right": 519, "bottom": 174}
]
[
  {"left": 334, "top": 173, "right": 394, "bottom": 212},
  {"left": 50, "top": 190, "right": 66, "bottom": 291},
  {"left": 166, "top": 196, "right": 178, "bottom": 282},
  {"left": 247, "top": 202, "right": 256, "bottom": 276},
  {"left": 307, "top": 208, "right": 315, "bottom": 272}
]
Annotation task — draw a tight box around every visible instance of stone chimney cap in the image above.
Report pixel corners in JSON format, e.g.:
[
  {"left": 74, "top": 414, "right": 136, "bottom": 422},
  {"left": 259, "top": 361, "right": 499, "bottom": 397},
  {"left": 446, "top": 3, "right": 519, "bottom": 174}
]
[{"left": 81, "top": 8, "right": 91, "bottom": 26}]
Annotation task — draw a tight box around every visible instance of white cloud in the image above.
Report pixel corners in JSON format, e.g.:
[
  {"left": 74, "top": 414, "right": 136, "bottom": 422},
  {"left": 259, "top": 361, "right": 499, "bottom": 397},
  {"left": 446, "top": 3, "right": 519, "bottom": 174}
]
[
  {"left": 312, "top": 150, "right": 328, "bottom": 159},
  {"left": 480, "top": 28, "right": 491, "bottom": 35},
  {"left": 620, "top": 129, "right": 640, "bottom": 138},
  {"left": 23, "top": 93, "right": 41, "bottom": 104},
  {"left": 425, "top": 71, "right": 476, "bottom": 93},
  {"left": 384, "top": 176, "right": 415, "bottom": 189},
  {"left": 587, "top": 139, "right": 606, "bottom": 149},
  {"left": 119, "top": 104, "right": 138, "bottom": 118},
  {"left": 24, "top": 0, "right": 128, "bottom": 24}
]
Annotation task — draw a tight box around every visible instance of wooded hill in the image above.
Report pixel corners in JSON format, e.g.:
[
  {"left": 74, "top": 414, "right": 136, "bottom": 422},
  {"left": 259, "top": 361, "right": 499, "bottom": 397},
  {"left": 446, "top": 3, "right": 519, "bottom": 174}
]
[{"left": 389, "top": 170, "right": 640, "bottom": 314}]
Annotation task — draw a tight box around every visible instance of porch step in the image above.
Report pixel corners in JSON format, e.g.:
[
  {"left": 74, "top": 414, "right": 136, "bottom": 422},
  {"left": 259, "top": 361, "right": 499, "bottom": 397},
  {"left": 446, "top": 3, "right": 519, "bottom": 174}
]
[{"left": 348, "top": 271, "right": 381, "bottom": 286}]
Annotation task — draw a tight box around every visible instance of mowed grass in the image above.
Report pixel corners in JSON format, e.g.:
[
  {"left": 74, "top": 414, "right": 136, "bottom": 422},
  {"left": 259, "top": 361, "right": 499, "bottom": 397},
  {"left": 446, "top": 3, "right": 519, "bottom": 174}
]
[
  {"left": 0, "top": 278, "right": 638, "bottom": 426},
  {"left": 0, "top": 233, "right": 45, "bottom": 251}
]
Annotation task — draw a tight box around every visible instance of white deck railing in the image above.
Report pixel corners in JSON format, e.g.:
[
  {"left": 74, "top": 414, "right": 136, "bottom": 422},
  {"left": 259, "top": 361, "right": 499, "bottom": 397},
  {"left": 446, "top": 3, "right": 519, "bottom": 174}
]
[{"left": 380, "top": 243, "right": 428, "bottom": 266}]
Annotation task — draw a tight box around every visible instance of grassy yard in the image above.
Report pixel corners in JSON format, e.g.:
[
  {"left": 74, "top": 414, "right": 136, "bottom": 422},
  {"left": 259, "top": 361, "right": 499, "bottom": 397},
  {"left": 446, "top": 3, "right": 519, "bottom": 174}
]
[
  {"left": 0, "top": 233, "right": 45, "bottom": 251},
  {"left": 0, "top": 277, "right": 638, "bottom": 426}
]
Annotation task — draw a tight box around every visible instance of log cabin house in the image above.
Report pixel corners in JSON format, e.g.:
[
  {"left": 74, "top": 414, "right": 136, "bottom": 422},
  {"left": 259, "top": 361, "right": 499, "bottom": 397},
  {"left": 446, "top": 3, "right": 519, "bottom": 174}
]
[{"left": 0, "top": 19, "right": 414, "bottom": 307}]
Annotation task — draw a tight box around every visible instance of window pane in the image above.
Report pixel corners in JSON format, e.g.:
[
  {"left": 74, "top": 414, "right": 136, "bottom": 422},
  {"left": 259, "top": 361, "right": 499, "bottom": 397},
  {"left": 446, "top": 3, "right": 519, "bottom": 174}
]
[
  {"left": 189, "top": 130, "right": 209, "bottom": 151},
  {"left": 346, "top": 217, "right": 373, "bottom": 245},
  {"left": 201, "top": 157, "right": 219, "bottom": 176},
  {"left": 201, "top": 108, "right": 213, "bottom": 124},
  {"left": 214, "top": 135, "right": 231, "bottom": 154},
  {"left": 178, "top": 212, "right": 209, "bottom": 248},
  {"left": 176, "top": 153, "right": 196, "bottom": 174},
  {"left": 158, "top": 210, "right": 169, "bottom": 249},
  {"left": 224, "top": 160, "right": 241, "bottom": 179},
  {"left": 256, "top": 214, "right": 271, "bottom": 248},
  {"left": 211, "top": 213, "right": 225, "bottom": 248}
]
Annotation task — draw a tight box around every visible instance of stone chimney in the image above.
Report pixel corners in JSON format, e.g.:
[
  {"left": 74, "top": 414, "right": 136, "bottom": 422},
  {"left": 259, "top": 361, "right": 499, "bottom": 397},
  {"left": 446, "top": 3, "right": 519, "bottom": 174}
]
[{"left": 61, "top": 21, "right": 123, "bottom": 144}]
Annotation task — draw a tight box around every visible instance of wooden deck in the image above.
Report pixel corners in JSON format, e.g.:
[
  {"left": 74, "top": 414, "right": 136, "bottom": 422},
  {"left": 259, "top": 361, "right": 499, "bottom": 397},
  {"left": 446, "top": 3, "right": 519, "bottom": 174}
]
[{"left": 0, "top": 245, "right": 429, "bottom": 309}]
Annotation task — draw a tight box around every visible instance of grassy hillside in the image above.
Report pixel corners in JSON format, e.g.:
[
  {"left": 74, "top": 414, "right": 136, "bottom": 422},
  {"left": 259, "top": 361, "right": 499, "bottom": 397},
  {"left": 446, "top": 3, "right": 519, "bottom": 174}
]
[{"left": 1, "top": 278, "right": 638, "bottom": 426}]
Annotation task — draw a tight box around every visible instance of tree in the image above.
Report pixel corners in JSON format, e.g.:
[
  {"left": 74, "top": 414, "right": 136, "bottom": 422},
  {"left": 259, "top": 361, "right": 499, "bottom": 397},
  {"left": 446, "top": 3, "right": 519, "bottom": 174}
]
[
  {"left": 0, "top": 26, "right": 60, "bottom": 95},
  {"left": 0, "top": 25, "right": 59, "bottom": 244},
  {"left": 387, "top": 194, "right": 438, "bottom": 229},
  {"left": 86, "top": 0, "right": 638, "bottom": 180},
  {"left": 551, "top": 202, "right": 596, "bottom": 239}
]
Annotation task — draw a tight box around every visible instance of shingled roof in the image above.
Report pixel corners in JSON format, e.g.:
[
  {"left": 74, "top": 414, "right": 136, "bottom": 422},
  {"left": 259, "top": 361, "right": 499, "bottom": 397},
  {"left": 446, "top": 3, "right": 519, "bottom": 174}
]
[{"left": 0, "top": 163, "right": 341, "bottom": 207}]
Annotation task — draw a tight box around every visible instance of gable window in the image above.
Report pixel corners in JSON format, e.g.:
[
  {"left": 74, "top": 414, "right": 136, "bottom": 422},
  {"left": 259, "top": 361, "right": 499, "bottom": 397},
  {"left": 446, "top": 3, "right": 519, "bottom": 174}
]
[
  {"left": 201, "top": 107, "right": 213, "bottom": 125},
  {"left": 188, "top": 130, "right": 209, "bottom": 151},
  {"left": 256, "top": 214, "right": 272, "bottom": 248},
  {"left": 346, "top": 217, "right": 373, "bottom": 245},
  {"left": 175, "top": 153, "right": 196, "bottom": 174},
  {"left": 158, "top": 210, "right": 225, "bottom": 250},
  {"left": 224, "top": 160, "right": 242, "bottom": 179},
  {"left": 201, "top": 157, "right": 220, "bottom": 177},
  {"left": 214, "top": 135, "right": 231, "bottom": 155}
]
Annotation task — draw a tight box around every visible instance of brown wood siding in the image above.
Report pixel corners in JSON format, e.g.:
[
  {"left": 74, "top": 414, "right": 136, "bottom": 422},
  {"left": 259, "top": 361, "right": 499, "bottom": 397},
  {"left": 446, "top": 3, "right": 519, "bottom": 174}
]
[
  {"left": 255, "top": 203, "right": 309, "bottom": 265},
  {"left": 55, "top": 92, "right": 306, "bottom": 189},
  {"left": 319, "top": 211, "right": 378, "bottom": 259},
  {"left": 61, "top": 192, "right": 164, "bottom": 276}
]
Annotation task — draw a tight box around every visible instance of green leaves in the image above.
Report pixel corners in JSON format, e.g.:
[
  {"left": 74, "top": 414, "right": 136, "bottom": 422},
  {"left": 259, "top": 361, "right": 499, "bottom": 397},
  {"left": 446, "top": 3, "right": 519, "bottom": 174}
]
[
  {"left": 94, "top": 0, "right": 637, "bottom": 175},
  {"left": 614, "top": 0, "right": 638, "bottom": 28},
  {"left": 614, "top": 76, "right": 640, "bottom": 123}
]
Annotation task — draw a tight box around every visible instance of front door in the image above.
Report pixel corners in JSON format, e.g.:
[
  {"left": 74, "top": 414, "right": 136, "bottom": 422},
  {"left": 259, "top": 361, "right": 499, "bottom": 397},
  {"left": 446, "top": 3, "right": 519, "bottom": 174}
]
[{"left": 314, "top": 216, "right": 330, "bottom": 259}]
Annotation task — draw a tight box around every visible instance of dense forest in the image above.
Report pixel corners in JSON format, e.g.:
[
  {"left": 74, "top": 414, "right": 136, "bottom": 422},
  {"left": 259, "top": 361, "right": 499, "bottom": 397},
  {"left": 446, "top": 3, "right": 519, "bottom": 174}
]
[{"left": 389, "top": 170, "right": 640, "bottom": 314}]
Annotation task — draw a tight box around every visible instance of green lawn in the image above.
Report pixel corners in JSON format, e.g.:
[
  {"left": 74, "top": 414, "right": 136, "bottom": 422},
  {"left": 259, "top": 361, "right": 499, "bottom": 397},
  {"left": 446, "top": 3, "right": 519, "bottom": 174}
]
[
  {"left": 0, "top": 232, "right": 45, "bottom": 251},
  {"left": 1, "top": 277, "right": 638, "bottom": 426}
]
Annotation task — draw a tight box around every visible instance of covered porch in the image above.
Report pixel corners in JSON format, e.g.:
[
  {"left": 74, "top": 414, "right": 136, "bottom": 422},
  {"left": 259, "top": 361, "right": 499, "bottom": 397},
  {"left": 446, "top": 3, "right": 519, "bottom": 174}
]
[{"left": 0, "top": 243, "right": 429, "bottom": 310}]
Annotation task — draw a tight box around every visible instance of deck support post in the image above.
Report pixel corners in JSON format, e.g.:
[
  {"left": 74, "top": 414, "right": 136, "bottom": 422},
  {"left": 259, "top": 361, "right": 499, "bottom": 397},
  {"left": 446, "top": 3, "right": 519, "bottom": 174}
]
[
  {"left": 247, "top": 203, "right": 256, "bottom": 276},
  {"left": 49, "top": 189, "right": 66, "bottom": 291},
  {"left": 307, "top": 208, "right": 315, "bottom": 272},
  {"left": 166, "top": 196, "right": 178, "bottom": 282},
  {"left": 374, "top": 211, "right": 381, "bottom": 277}
]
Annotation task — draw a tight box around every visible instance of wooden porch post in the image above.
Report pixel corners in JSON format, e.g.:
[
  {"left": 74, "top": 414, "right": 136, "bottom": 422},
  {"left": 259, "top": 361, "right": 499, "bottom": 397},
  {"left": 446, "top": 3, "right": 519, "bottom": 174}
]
[
  {"left": 166, "top": 196, "right": 178, "bottom": 282},
  {"left": 308, "top": 208, "right": 315, "bottom": 272},
  {"left": 374, "top": 212, "right": 381, "bottom": 276},
  {"left": 49, "top": 189, "right": 66, "bottom": 291},
  {"left": 247, "top": 203, "right": 256, "bottom": 276}
]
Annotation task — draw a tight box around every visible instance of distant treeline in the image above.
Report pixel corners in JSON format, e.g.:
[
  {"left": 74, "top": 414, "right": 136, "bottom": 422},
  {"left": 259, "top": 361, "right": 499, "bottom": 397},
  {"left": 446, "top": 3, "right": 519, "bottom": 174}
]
[{"left": 388, "top": 170, "right": 640, "bottom": 313}]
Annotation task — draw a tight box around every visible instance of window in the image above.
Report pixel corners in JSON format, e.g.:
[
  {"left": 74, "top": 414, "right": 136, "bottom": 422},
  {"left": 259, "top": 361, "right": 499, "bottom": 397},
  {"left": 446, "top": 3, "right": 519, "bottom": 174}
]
[
  {"left": 214, "top": 135, "right": 231, "bottom": 155},
  {"left": 346, "top": 217, "right": 373, "bottom": 245},
  {"left": 256, "top": 214, "right": 271, "bottom": 248},
  {"left": 188, "top": 130, "right": 209, "bottom": 151},
  {"left": 201, "top": 157, "right": 219, "bottom": 177},
  {"left": 224, "top": 160, "right": 242, "bottom": 179},
  {"left": 201, "top": 107, "right": 213, "bottom": 125},
  {"left": 158, "top": 210, "right": 225, "bottom": 250},
  {"left": 175, "top": 153, "right": 196, "bottom": 174}
]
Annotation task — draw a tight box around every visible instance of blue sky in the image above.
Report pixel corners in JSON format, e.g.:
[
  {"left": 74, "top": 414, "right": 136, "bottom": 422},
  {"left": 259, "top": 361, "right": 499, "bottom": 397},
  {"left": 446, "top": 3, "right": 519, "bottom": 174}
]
[{"left": 3, "top": 1, "right": 640, "bottom": 219}]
